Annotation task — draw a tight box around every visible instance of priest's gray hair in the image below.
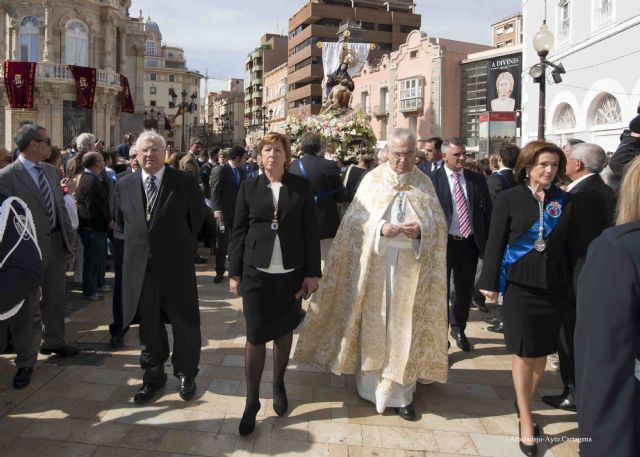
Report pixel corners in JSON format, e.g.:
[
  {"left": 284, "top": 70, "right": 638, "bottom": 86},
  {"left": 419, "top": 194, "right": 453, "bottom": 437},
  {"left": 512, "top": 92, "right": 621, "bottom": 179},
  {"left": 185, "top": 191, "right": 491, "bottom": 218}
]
[
  {"left": 571, "top": 143, "right": 607, "bottom": 173},
  {"left": 76, "top": 133, "right": 96, "bottom": 153},
  {"left": 389, "top": 128, "right": 417, "bottom": 148},
  {"left": 136, "top": 130, "right": 166, "bottom": 149}
]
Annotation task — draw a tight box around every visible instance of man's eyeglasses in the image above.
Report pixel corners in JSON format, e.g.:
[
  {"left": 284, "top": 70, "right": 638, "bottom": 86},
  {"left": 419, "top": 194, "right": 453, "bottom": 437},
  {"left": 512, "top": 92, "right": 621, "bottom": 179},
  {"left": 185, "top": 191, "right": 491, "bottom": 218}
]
[
  {"left": 35, "top": 138, "right": 51, "bottom": 146},
  {"left": 425, "top": 149, "right": 434, "bottom": 153},
  {"left": 391, "top": 152, "right": 416, "bottom": 160},
  {"left": 449, "top": 152, "right": 467, "bottom": 158}
]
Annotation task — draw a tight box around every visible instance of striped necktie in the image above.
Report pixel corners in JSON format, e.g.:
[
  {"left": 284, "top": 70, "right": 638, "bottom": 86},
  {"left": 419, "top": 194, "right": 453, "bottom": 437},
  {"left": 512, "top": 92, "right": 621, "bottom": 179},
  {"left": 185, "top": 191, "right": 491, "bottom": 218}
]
[
  {"left": 34, "top": 164, "right": 56, "bottom": 229},
  {"left": 452, "top": 172, "right": 472, "bottom": 238},
  {"left": 145, "top": 175, "right": 158, "bottom": 221}
]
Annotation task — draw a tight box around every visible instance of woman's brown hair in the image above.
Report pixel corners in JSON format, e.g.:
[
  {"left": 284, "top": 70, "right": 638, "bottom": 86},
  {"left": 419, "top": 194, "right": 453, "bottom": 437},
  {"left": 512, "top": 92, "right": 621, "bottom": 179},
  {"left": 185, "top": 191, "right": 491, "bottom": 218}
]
[
  {"left": 257, "top": 132, "right": 292, "bottom": 169},
  {"left": 513, "top": 140, "right": 566, "bottom": 184},
  {"left": 616, "top": 155, "right": 640, "bottom": 225}
]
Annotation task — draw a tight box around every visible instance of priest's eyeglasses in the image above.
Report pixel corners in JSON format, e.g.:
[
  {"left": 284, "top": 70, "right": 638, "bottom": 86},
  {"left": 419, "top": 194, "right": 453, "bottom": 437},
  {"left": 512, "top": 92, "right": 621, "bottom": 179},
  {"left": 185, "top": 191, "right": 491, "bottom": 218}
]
[{"left": 391, "top": 151, "right": 416, "bottom": 160}]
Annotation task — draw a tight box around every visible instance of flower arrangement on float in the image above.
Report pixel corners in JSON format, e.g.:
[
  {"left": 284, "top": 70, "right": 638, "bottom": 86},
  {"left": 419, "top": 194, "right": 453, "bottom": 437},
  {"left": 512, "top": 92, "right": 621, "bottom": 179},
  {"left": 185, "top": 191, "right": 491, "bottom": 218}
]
[{"left": 285, "top": 110, "right": 377, "bottom": 162}]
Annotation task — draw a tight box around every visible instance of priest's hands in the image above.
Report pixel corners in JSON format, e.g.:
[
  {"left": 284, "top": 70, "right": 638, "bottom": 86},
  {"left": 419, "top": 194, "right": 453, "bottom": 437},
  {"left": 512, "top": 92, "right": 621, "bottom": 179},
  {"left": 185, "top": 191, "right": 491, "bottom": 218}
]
[
  {"left": 230, "top": 277, "right": 241, "bottom": 296},
  {"left": 382, "top": 222, "right": 421, "bottom": 239},
  {"left": 480, "top": 290, "right": 498, "bottom": 302},
  {"left": 400, "top": 222, "right": 421, "bottom": 239}
]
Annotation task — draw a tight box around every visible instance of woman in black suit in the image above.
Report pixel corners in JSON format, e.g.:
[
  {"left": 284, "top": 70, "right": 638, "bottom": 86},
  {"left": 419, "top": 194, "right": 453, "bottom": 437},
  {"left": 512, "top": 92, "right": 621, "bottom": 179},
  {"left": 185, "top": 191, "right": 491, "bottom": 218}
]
[
  {"left": 479, "top": 141, "right": 573, "bottom": 456},
  {"left": 229, "top": 132, "right": 321, "bottom": 436}
]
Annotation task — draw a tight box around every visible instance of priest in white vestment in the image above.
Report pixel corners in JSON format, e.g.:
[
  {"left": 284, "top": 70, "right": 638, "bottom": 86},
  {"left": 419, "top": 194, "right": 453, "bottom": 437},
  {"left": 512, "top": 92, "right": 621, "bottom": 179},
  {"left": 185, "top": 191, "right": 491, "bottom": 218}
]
[{"left": 294, "top": 128, "right": 449, "bottom": 420}]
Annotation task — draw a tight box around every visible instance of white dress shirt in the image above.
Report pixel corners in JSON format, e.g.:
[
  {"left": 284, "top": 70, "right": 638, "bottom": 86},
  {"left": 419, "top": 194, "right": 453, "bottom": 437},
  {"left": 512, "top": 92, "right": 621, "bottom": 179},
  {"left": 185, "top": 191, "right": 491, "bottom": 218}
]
[
  {"left": 141, "top": 165, "right": 165, "bottom": 192},
  {"left": 566, "top": 173, "right": 595, "bottom": 192},
  {"left": 443, "top": 165, "right": 473, "bottom": 237}
]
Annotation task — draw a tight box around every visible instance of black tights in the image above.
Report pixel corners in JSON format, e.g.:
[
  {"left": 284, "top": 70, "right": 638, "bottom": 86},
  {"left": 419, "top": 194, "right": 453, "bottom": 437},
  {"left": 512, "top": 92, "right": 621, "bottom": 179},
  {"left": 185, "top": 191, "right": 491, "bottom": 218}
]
[{"left": 244, "top": 331, "right": 293, "bottom": 408}]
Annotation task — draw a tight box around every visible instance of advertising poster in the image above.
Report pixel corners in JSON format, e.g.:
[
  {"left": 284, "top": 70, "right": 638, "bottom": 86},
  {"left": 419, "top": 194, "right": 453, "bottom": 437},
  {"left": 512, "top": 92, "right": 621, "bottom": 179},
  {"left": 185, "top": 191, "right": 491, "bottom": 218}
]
[{"left": 486, "top": 54, "right": 522, "bottom": 112}]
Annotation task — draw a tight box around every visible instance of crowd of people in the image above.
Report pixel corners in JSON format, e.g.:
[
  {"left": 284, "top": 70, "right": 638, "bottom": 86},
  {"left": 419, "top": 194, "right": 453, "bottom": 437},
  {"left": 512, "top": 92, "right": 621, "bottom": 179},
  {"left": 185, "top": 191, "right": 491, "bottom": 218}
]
[{"left": 1, "top": 112, "right": 640, "bottom": 456}]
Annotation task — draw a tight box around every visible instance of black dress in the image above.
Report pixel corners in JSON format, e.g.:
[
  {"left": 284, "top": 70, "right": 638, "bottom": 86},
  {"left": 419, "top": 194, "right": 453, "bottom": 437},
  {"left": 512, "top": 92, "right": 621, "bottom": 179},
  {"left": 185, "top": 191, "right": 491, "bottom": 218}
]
[
  {"left": 229, "top": 172, "right": 322, "bottom": 344},
  {"left": 478, "top": 184, "right": 574, "bottom": 357}
]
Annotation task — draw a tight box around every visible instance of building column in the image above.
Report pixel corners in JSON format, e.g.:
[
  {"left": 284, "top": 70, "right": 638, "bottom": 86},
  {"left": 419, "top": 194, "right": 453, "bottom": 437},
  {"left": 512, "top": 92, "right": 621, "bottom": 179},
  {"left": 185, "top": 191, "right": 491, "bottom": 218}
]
[
  {"left": 133, "top": 47, "right": 145, "bottom": 112},
  {"left": 0, "top": 7, "right": 6, "bottom": 62},
  {"left": 9, "top": 23, "right": 18, "bottom": 60},
  {"left": 42, "top": 0, "right": 53, "bottom": 61},
  {"left": 101, "top": 14, "right": 114, "bottom": 71}
]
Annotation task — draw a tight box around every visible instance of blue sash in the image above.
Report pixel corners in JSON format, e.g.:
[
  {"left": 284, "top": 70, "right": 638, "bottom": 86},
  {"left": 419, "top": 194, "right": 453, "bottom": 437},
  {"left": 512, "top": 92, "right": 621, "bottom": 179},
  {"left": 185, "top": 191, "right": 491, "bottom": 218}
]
[
  {"left": 298, "top": 161, "right": 340, "bottom": 203},
  {"left": 498, "top": 188, "right": 566, "bottom": 293}
]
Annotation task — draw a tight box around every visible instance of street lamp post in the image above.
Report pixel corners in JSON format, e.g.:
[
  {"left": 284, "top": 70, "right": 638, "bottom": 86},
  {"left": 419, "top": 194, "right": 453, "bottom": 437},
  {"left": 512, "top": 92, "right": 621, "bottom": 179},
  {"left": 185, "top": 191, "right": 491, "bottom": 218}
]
[
  {"left": 261, "top": 105, "right": 273, "bottom": 137},
  {"left": 170, "top": 88, "right": 198, "bottom": 151},
  {"left": 215, "top": 115, "right": 231, "bottom": 148},
  {"left": 532, "top": 22, "right": 554, "bottom": 140},
  {"left": 143, "top": 108, "right": 160, "bottom": 130}
]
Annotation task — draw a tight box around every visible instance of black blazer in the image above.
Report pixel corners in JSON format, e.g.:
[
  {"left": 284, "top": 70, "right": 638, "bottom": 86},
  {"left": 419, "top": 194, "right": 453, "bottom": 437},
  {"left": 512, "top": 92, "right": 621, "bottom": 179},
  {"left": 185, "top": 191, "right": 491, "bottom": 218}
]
[
  {"left": 344, "top": 165, "right": 367, "bottom": 202},
  {"left": 76, "top": 171, "right": 111, "bottom": 231},
  {"left": 289, "top": 153, "right": 347, "bottom": 239},
  {"left": 426, "top": 166, "right": 492, "bottom": 254},
  {"left": 575, "top": 222, "right": 640, "bottom": 457},
  {"left": 478, "top": 184, "right": 574, "bottom": 291},
  {"left": 210, "top": 163, "right": 244, "bottom": 222},
  {"left": 486, "top": 169, "right": 516, "bottom": 203},
  {"left": 569, "top": 174, "right": 616, "bottom": 289},
  {"left": 112, "top": 166, "right": 205, "bottom": 327},
  {"left": 228, "top": 172, "right": 321, "bottom": 278}
]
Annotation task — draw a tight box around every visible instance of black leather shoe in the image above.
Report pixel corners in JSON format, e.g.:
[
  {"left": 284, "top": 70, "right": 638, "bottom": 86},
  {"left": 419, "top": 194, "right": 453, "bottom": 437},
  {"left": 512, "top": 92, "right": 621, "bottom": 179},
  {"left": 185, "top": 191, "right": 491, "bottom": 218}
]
[
  {"left": 395, "top": 403, "right": 418, "bottom": 421},
  {"left": 239, "top": 401, "right": 261, "bottom": 436},
  {"left": 178, "top": 376, "right": 196, "bottom": 401},
  {"left": 213, "top": 274, "right": 224, "bottom": 284},
  {"left": 518, "top": 420, "right": 538, "bottom": 456},
  {"left": 472, "top": 301, "right": 490, "bottom": 313},
  {"left": 13, "top": 367, "right": 33, "bottom": 389},
  {"left": 487, "top": 320, "right": 504, "bottom": 333},
  {"left": 133, "top": 384, "right": 160, "bottom": 404},
  {"left": 273, "top": 383, "right": 288, "bottom": 416},
  {"left": 484, "top": 316, "right": 500, "bottom": 324},
  {"left": 194, "top": 256, "right": 208, "bottom": 265},
  {"left": 110, "top": 335, "right": 124, "bottom": 349},
  {"left": 541, "top": 387, "right": 576, "bottom": 412},
  {"left": 514, "top": 401, "right": 540, "bottom": 437},
  {"left": 451, "top": 330, "right": 471, "bottom": 352},
  {"left": 40, "top": 345, "right": 79, "bottom": 357}
]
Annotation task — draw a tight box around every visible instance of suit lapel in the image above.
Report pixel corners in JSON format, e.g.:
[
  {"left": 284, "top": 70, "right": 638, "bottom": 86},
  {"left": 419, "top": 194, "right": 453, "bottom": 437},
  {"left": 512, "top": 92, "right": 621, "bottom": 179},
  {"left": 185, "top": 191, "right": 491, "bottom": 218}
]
[
  {"left": 463, "top": 170, "right": 475, "bottom": 222},
  {"left": 437, "top": 167, "right": 453, "bottom": 217},
  {"left": 149, "top": 166, "right": 175, "bottom": 231},
  {"left": 278, "top": 173, "right": 292, "bottom": 220},
  {"left": 14, "top": 161, "right": 47, "bottom": 211},
  {"left": 126, "top": 171, "right": 147, "bottom": 229}
]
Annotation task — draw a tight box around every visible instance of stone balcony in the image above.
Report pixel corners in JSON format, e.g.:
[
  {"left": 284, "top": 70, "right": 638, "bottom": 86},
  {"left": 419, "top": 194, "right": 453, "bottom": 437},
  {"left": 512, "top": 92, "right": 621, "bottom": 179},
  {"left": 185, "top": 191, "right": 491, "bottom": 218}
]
[{"left": 33, "top": 62, "right": 123, "bottom": 90}]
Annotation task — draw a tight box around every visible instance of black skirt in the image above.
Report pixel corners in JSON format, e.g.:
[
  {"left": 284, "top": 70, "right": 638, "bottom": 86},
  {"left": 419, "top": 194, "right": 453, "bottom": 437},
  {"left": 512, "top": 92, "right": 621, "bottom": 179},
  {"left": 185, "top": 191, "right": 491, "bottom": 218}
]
[
  {"left": 502, "top": 282, "right": 568, "bottom": 358},
  {"left": 241, "top": 265, "right": 304, "bottom": 344}
]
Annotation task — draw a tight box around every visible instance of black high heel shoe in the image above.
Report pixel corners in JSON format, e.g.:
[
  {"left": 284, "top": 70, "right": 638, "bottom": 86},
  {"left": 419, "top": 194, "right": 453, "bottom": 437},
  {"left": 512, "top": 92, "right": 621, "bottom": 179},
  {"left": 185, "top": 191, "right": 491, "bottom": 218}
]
[
  {"left": 239, "top": 401, "right": 261, "bottom": 436},
  {"left": 518, "top": 420, "right": 538, "bottom": 456},
  {"left": 273, "top": 383, "right": 288, "bottom": 416},
  {"left": 514, "top": 400, "right": 541, "bottom": 437}
]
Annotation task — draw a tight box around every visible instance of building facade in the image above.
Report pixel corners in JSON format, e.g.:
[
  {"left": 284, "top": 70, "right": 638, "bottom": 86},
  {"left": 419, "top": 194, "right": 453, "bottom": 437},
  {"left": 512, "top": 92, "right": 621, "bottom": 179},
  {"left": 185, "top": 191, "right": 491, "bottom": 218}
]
[
  {"left": 262, "top": 63, "right": 288, "bottom": 134},
  {"left": 287, "top": 0, "right": 421, "bottom": 118},
  {"left": 351, "top": 30, "right": 490, "bottom": 147},
  {"left": 244, "top": 34, "right": 287, "bottom": 144},
  {"left": 522, "top": 0, "right": 640, "bottom": 151},
  {"left": 204, "top": 79, "right": 246, "bottom": 148},
  {"left": 492, "top": 13, "right": 523, "bottom": 48},
  {"left": 142, "top": 16, "right": 201, "bottom": 151},
  {"left": 1, "top": 0, "right": 147, "bottom": 149}
]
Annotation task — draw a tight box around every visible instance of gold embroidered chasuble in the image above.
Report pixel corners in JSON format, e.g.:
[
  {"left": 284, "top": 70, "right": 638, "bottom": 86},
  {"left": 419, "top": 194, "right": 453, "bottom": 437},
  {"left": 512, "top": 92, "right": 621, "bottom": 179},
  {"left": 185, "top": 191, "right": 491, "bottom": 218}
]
[{"left": 294, "top": 163, "right": 449, "bottom": 385}]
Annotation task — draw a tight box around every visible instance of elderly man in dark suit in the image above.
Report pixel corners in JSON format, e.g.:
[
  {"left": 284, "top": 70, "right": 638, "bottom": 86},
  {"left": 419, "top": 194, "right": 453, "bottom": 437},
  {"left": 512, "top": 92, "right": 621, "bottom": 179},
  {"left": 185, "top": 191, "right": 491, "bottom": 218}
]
[
  {"left": 427, "top": 137, "right": 492, "bottom": 352},
  {"left": 0, "top": 124, "right": 78, "bottom": 388},
  {"left": 210, "top": 146, "right": 246, "bottom": 283},
  {"left": 541, "top": 142, "right": 616, "bottom": 412},
  {"left": 112, "top": 130, "right": 204, "bottom": 403},
  {"left": 289, "top": 132, "right": 347, "bottom": 264}
]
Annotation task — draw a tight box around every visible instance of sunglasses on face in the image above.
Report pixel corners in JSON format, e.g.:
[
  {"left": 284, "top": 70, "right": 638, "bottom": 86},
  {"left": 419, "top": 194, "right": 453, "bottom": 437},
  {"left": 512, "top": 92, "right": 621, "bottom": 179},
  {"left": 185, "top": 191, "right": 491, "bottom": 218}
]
[{"left": 35, "top": 138, "right": 51, "bottom": 146}]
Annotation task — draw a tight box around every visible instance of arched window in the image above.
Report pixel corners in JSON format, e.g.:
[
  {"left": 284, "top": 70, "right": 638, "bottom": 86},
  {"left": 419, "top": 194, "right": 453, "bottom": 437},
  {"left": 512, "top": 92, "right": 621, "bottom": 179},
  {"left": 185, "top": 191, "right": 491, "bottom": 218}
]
[
  {"left": 19, "top": 16, "right": 40, "bottom": 62},
  {"left": 593, "top": 94, "right": 622, "bottom": 125},
  {"left": 65, "top": 20, "right": 89, "bottom": 66},
  {"left": 145, "top": 41, "right": 156, "bottom": 56},
  {"left": 554, "top": 103, "right": 576, "bottom": 130}
]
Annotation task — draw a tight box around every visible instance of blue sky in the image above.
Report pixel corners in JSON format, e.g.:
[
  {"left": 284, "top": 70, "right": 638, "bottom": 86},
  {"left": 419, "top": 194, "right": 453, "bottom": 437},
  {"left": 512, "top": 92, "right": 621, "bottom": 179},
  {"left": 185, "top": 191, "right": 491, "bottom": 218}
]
[{"left": 130, "top": 0, "right": 522, "bottom": 92}]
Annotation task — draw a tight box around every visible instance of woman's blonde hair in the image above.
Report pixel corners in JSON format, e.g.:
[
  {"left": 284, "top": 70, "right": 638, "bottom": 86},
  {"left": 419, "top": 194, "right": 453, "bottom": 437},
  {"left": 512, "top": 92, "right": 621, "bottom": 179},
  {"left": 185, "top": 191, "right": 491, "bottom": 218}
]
[
  {"left": 616, "top": 155, "right": 640, "bottom": 225},
  {"left": 496, "top": 71, "right": 515, "bottom": 92},
  {"left": 257, "top": 132, "right": 292, "bottom": 168}
]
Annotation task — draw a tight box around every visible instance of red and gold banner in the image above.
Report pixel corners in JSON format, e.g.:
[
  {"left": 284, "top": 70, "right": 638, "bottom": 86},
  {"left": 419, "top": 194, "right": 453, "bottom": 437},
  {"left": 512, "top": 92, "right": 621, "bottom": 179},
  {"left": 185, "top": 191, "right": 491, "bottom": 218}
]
[
  {"left": 3, "top": 61, "right": 37, "bottom": 109},
  {"left": 120, "top": 74, "right": 135, "bottom": 113},
  {"left": 68, "top": 65, "right": 96, "bottom": 108}
]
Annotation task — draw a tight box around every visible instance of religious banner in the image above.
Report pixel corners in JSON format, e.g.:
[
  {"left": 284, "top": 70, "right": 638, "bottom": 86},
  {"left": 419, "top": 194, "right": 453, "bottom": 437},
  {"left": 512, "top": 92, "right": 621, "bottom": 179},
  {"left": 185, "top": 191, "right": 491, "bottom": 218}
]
[
  {"left": 68, "top": 65, "right": 97, "bottom": 109},
  {"left": 120, "top": 74, "right": 135, "bottom": 113},
  {"left": 3, "top": 61, "right": 37, "bottom": 109},
  {"left": 486, "top": 53, "right": 522, "bottom": 112},
  {"left": 321, "top": 42, "right": 370, "bottom": 79}
]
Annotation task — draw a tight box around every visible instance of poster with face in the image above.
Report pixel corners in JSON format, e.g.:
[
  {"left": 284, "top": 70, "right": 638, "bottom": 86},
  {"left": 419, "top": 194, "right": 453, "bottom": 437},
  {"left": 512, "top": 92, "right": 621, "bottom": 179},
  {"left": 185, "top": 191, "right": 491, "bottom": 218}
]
[{"left": 486, "top": 53, "right": 522, "bottom": 112}]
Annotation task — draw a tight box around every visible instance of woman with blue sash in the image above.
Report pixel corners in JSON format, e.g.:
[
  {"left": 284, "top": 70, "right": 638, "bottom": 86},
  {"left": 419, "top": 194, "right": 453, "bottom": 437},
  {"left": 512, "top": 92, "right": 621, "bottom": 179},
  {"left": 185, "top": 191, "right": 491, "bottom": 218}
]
[{"left": 479, "top": 141, "right": 574, "bottom": 457}]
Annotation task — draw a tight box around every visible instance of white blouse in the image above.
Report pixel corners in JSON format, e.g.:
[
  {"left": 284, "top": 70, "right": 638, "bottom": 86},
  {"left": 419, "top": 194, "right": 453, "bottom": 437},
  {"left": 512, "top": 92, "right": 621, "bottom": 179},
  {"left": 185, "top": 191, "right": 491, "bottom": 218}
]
[{"left": 256, "top": 182, "right": 295, "bottom": 274}]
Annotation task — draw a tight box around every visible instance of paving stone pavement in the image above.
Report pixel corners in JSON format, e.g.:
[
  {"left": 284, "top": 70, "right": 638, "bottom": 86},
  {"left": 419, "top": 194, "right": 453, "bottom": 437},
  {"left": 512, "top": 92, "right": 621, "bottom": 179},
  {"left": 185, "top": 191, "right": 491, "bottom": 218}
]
[{"left": 0, "top": 252, "right": 579, "bottom": 456}]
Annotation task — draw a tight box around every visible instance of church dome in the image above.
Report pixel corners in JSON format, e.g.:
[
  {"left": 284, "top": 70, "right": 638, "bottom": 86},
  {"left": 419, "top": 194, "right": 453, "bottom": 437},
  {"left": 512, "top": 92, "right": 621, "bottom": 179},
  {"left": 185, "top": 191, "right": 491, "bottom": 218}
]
[{"left": 144, "top": 17, "right": 161, "bottom": 37}]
